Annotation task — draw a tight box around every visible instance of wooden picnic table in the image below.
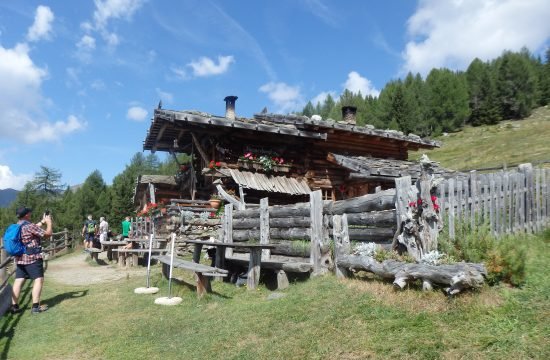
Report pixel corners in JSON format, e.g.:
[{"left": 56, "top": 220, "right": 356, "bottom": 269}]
[
  {"left": 183, "top": 239, "right": 276, "bottom": 290},
  {"left": 100, "top": 240, "right": 128, "bottom": 261}
]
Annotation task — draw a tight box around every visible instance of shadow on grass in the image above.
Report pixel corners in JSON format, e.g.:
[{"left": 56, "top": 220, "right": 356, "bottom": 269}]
[
  {"left": 169, "top": 278, "right": 232, "bottom": 299},
  {"left": 1, "top": 283, "right": 32, "bottom": 360},
  {"left": 43, "top": 289, "right": 89, "bottom": 309}
]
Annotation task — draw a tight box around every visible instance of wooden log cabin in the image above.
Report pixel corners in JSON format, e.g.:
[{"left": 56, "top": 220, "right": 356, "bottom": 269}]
[{"left": 141, "top": 97, "right": 443, "bottom": 205}]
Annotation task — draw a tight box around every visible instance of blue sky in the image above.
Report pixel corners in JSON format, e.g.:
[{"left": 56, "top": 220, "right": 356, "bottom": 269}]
[{"left": 1, "top": 0, "right": 549, "bottom": 190}]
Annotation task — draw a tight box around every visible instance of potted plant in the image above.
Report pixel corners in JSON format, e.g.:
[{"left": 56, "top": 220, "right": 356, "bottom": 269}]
[{"left": 209, "top": 194, "right": 222, "bottom": 209}]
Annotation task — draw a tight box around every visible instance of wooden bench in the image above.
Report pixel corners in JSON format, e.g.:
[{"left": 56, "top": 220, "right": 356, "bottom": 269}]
[
  {"left": 184, "top": 240, "right": 276, "bottom": 290},
  {"left": 225, "top": 253, "right": 312, "bottom": 289},
  {"left": 112, "top": 248, "right": 169, "bottom": 267},
  {"left": 152, "top": 255, "right": 228, "bottom": 297},
  {"left": 84, "top": 248, "right": 102, "bottom": 261}
]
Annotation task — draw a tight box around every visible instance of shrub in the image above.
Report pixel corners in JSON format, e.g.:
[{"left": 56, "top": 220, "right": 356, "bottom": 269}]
[{"left": 438, "top": 220, "right": 527, "bottom": 286}]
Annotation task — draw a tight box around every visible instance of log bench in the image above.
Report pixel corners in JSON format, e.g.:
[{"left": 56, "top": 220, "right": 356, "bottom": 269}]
[
  {"left": 183, "top": 240, "right": 276, "bottom": 290},
  {"left": 84, "top": 248, "right": 102, "bottom": 261},
  {"left": 112, "top": 248, "right": 169, "bottom": 267},
  {"left": 225, "top": 253, "right": 312, "bottom": 290},
  {"left": 152, "top": 255, "right": 229, "bottom": 297}
]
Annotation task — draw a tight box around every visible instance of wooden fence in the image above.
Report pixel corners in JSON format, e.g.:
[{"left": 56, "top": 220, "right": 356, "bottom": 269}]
[
  {"left": 0, "top": 228, "right": 71, "bottom": 316},
  {"left": 221, "top": 189, "right": 397, "bottom": 275},
  {"left": 435, "top": 164, "right": 550, "bottom": 238}
]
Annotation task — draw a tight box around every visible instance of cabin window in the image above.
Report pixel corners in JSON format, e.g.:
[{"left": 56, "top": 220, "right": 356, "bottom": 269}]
[{"left": 321, "top": 188, "right": 334, "bottom": 201}]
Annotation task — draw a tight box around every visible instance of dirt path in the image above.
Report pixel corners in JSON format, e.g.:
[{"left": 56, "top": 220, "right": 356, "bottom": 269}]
[{"left": 46, "top": 251, "right": 147, "bottom": 286}]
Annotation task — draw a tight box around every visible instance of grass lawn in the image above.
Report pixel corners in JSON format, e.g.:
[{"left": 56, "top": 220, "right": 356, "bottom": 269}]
[
  {"left": 410, "top": 106, "right": 550, "bottom": 171},
  {"left": 1, "top": 231, "right": 549, "bottom": 360}
]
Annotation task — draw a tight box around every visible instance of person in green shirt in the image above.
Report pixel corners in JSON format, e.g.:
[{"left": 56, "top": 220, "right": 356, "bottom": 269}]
[{"left": 121, "top": 216, "right": 131, "bottom": 239}]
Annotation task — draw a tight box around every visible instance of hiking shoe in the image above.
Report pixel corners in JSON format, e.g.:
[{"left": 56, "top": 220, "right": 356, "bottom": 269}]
[
  {"left": 10, "top": 305, "right": 22, "bottom": 314},
  {"left": 31, "top": 305, "right": 48, "bottom": 314}
]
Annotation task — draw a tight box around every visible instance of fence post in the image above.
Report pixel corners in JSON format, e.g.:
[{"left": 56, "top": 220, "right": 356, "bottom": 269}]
[
  {"left": 470, "top": 171, "right": 477, "bottom": 229},
  {"left": 64, "top": 228, "right": 69, "bottom": 249},
  {"left": 333, "top": 214, "right": 350, "bottom": 279},
  {"left": 448, "top": 178, "right": 455, "bottom": 240},
  {"left": 260, "top": 198, "right": 271, "bottom": 260},
  {"left": 0, "top": 237, "right": 6, "bottom": 286},
  {"left": 309, "top": 190, "right": 325, "bottom": 275},
  {"left": 223, "top": 204, "right": 233, "bottom": 258},
  {"left": 518, "top": 163, "right": 534, "bottom": 232}
]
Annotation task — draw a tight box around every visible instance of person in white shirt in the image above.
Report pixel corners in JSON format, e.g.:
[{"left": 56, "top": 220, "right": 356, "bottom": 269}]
[{"left": 99, "top": 217, "right": 109, "bottom": 242}]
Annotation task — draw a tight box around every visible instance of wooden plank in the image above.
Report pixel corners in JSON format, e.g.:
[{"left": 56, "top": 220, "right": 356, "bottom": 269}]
[
  {"left": 469, "top": 171, "right": 477, "bottom": 229},
  {"left": 463, "top": 178, "right": 470, "bottom": 229},
  {"left": 439, "top": 181, "right": 446, "bottom": 220},
  {"left": 518, "top": 163, "right": 534, "bottom": 232},
  {"left": 542, "top": 169, "right": 548, "bottom": 224},
  {"left": 513, "top": 173, "right": 521, "bottom": 232},
  {"left": 534, "top": 169, "right": 542, "bottom": 232},
  {"left": 456, "top": 180, "right": 463, "bottom": 226},
  {"left": 489, "top": 174, "right": 495, "bottom": 235},
  {"left": 246, "top": 248, "right": 262, "bottom": 290},
  {"left": 519, "top": 172, "right": 526, "bottom": 232},
  {"left": 448, "top": 178, "right": 455, "bottom": 240},
  {"left": 309, "top": 190, "right": 324, "bottom": 275},
  {"left": 503, "top": 172, "right": 511, "bottom": 233},
  {"left": 223, "top": 204, "right": 234, "bottom": 258},
  {"left": 260, "top": 198, "right": 271, "bottom": 260}
]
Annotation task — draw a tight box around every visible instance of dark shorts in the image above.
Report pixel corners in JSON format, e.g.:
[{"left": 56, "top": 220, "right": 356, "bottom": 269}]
[
  {"left": 16, "top": 260, "right": 44, "bottom": 280},
  {"left": 85, "top": 233, "right": 95, "bottom": 242}
]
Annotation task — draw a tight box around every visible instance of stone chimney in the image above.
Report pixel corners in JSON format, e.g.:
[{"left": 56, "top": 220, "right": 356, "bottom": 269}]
[
  {"left": 341, "top": 106, "right": 357, "bottom": 125},
  {"left": 224, "top": 96, "right": 238, "bottom": 120}
]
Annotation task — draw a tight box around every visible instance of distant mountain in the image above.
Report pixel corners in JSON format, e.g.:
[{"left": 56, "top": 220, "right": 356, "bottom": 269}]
[{"left": 0, "top": 188, "right": 18, "bottom": 208}]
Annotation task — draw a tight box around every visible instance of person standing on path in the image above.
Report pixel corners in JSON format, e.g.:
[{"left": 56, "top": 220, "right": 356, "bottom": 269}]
[
  {"left": 99, "top": 216, "right": 109, "bottom": 243},
  {"left": 121, "top": 216, "right": 131, "bottom": 240},
  {"left": 81, "top": 215, "right": 96, "bottom": 249},
  {"left": 10, "top": 207, "right": 52, "bottom": 314}
]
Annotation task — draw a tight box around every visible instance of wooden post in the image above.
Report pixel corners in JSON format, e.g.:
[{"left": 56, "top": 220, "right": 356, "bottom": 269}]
[
  {"left": 448, "top": 178, "right": 455, "bottom": 240},
  {"left": 542, "top": 169, "right": 548, "bottom": 225},
  {"left": 0, "top": 237, "right": 7, "bottom": 286},
  {"left": 333, "top": 214, "right": 350, "bottom": 279},
  {"left": 149, "top": 183, "right": 156, "bottom": 205},
  {"left": 438, "top": 181, "right": 446, "bottom": 220},
  {"left": 63, "top": 228, "right": 69, "bottom": 250},
  {"left": 519, "top": 163, "right": 534, "bottom": 232},
  {"left": 309, "top": 190, "right": 325, "bottom": 275},
  {"left": 247, "top": 248, "right": 262, "bottom": 290},
  {"left": 239, "top": 185, "right": 246, "bottom": 210},
  {"left": 456, "top": 180, "right": 463, "bottom": 226},
  {"left": 260, "top": 198, "right": 271, "bottom": 260},
  {"left": 470, "top": 171, "right": 477, "bottom": 229},
  {"left": 535, "top": 169, "right": 542, "bottom": 231},
  {"left": 223, "top": 204, "right": 234, "bottom": 258}
]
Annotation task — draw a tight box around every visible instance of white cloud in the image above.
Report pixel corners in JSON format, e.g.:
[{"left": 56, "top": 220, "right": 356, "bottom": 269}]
[
  {"left": 343, "top": 71, "right": 380, "bottom": 97},
  {"left": 187, "top": 55, "right": 235, "bottom": 77},
  {"left": 0, "top": 165, "right": 33, "bottom": 190},
  {"left": 155, "top": 88, "right": 174, "bottom": 104},
  {"left": 92, "top": 0, "right": 145, "bottom": 29},
  {"left": 311, "top": 91, "right": 337, "bottom": 107},
  {"left": 259, "top": 82, "right": 304, "bottom": 114},
  {"left": 127, "top": 106, "right": 148, "bottom": 121},
  {"left": 303, "top": 0, "right": 340, "bottom": 27},
  {"left": 26, "top": 5, "right": 55, "bottom": 42},
  {"left": 0, "top": 44, "right": 85, "bottom": 143},
  {"left": 170, "top": 66, "right": 187, "bottom": 80},
  {"left": 104, "top": 32, "right": 119, "bottom": 47},
  {"left": 91, "top": 79, "right": 106, "bottom": 90},
  {"left": 402, "top": 0, "right": 550, "bottom": 75},
  {"left": 77, "top": 35, "right": 96, "bottom": 50}
]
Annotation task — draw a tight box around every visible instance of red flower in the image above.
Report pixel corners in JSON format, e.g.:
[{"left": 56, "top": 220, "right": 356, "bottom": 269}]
[
  {"left": 431, "top": 195, "right": 437, "bottom": 202},
  {"left": 417, "top": 199, "right": 423, "bottom": 205},
  {"left": 215, "top": 161, "right": 221, "bottom": 167},
  {"left": 408, "top": 201, "right": 416, "bottom": 207}
]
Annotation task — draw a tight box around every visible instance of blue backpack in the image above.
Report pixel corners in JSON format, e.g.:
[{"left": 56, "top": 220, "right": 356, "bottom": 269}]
[{"left": 2, "top": 221, "right": 30, "bottom": 256}]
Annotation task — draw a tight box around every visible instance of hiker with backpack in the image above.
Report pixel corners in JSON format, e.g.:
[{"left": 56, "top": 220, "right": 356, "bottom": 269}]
[
  {"left": 81, "top": 215, "right": 97, "bottom": 250},
  {"left": 9, "top": 207, "right": 52, "bottom": 314}
]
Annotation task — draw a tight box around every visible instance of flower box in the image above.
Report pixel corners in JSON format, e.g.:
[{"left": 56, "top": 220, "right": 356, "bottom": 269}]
[{"left": 237, "top": 159, "right": 291, "bottom": 173}]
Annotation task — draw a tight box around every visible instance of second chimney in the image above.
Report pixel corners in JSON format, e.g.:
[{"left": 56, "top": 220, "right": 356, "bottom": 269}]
[
  {"left": 341, "top": 106, "right": 357, "bottom": 125},
  {"left": 224, "top": 96, "right": 238, "bottom": 120}
]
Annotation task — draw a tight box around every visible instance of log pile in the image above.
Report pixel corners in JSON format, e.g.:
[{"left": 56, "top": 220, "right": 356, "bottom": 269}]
[{"left": 336, "top": 254, "right": 487, "bottom": 295}]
